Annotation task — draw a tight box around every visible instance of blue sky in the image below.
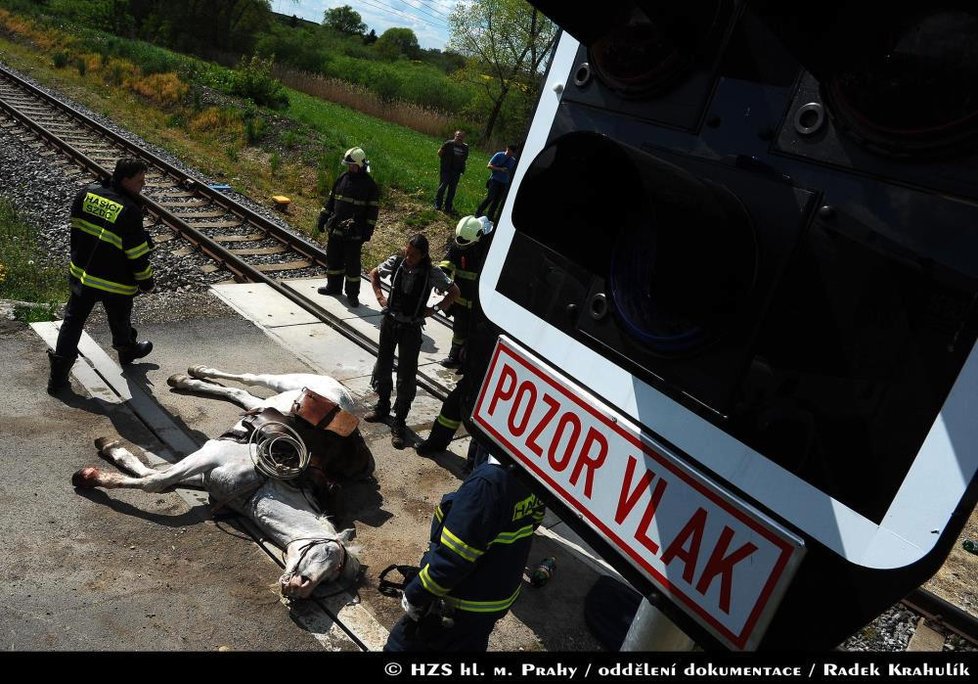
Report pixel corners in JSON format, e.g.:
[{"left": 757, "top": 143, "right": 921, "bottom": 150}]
[{"left": 270, "top": 0, "right": 456, "bottom": 51}]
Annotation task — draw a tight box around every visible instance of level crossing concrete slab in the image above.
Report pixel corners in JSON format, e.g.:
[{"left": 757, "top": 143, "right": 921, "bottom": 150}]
[
  {"left": 10, "top": 322, "right": 358, "bottom": 651},
  {"left": 21, "top": 285, "right": 609, "bottom": 652},
  {"left": 32, "top": 321, "right": 389, "bottom": 652}
]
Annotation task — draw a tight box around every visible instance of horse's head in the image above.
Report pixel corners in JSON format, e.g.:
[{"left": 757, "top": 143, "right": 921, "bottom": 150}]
[{"left": 279, "top": 528, "right": 361, "bottom": 599}]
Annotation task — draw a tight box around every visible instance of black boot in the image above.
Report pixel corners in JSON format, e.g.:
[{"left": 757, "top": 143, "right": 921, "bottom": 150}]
[
  {"left": 439, "top": 343, "right": 463, "bottom": 369},
  {"left": 115, "top": 340, "right": 153, "bottom": 365},
  {"left": 47, "top": 349, "right": 76, "bottom": 394},
  {"left": 391, "top": 417, "right": 407, "bottom": 449}
]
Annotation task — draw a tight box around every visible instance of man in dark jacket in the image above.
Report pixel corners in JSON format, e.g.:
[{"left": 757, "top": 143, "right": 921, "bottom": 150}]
[
  {"left": 316, "top": 147, "right": 380, "bottom": 307},
  {"left": 48, "top": 157, "right": 155, "bottom": 394},
  {"left": 366, "top": 234, "right": 459, "bottom": 448},
  {"left": 434, "top": 130, "right": 468, "bottom": 215},
  {"left": 384, "top": 449, "right": 546, "bottom": 652}
]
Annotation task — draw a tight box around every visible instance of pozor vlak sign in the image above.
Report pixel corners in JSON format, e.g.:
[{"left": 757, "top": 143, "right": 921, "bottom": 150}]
[
  {"left": 475, "top": 5, "right": 978, "bottom": 649},
  {"left": 473, "top": 337, "right": 804, "bottom": 651}
]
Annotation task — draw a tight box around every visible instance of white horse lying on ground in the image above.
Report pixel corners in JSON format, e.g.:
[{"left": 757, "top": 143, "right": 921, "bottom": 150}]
[{"left": 72, "top": 365, "right": 374, "bottom": 599}]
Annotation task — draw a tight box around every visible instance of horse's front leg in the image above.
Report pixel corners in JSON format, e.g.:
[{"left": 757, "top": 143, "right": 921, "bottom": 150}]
[
  {"left": 167, "top": 373, "right": 265, "bottom": 411},
  {"left": 72, "top": 439, "right": 231, "bottom": 492},
  {"left": 93, "top": 437, "right": 205, "bottom": 489}
]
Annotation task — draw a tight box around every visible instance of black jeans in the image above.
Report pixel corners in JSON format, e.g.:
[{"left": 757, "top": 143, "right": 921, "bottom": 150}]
[
  {"left": 476, "top": 179, "right": 507, "bottom": 221},
  {"left": 55, "top": 281, "right": 136, "bottom": 358},
  {"left": 371, "top": 315, "right": 423, "bottom": 419},
  {"left": 435, "top": 170, "right": 462, "bottom": 211}
]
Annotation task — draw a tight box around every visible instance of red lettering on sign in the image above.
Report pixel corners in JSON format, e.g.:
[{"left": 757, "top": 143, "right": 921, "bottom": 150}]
[
  {"left": 616, "top": 456, "right": 654, "bottom": 524},
  {"left": 661, "top": 508, "right": 708, "bottom": 585},
  {"left": 695, "top": 527, "right": 758, "bottom": 614},
  {"left": 526, "top": 393, "right": 560, "bottom": 458},
  {"left": 569, "top": 427, "right": 608, "bottom": 499},
  {"left": 508, "top": 381, "right": 538, "bottom": 436},
  {"left": 548, "top": 412, "right": 581, "bottom": 472},
  {"left": 634, "top": 477, "right": 669, "bottom": 556},
  {"left": 616, "top": 456, "right": 669, "bottom": 554},
  {"left": 488, "top": 364, "right": 516, "bottom": 416}
]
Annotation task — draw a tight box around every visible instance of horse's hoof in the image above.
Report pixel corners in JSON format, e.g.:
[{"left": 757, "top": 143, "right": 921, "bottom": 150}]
[
  {"left": 188, "top": 365, "right": 208, "bottom": 379},
  {"left": 71, "top": 467, "right": 99, "bottom": 488},
  {"left": 94, "top": 436, "right": 122, "bottom": 453},
  {"left": 167, "top": 373, "right": 190, "bottom": 388}
]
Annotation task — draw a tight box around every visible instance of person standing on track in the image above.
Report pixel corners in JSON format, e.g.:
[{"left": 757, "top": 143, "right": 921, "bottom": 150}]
[{"left": 316, "top": 147, "right": 380, "bottom": 308}]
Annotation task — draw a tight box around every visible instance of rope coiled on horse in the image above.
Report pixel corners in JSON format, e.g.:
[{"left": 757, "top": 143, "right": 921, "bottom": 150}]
[{"left": 248, "top": 420, "right": 309, "bottom": 481}]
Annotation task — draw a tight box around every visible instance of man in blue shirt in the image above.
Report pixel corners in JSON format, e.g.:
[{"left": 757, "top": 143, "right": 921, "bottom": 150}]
[{"left": 475, "top": 144, "right": 517, "bottom": 222}]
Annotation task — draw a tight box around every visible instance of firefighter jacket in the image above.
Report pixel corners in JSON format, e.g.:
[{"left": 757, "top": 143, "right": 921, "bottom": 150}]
[
  {"left": 324, "top": 170, "right": 380, "bottom": 242},
  {"left": 403, "top": 461, "right": 546, "bottom": 618},
  {"left": 437, "top": 241, "right": 488, "bottom": 316},
  {"left": 68, "top": 179, "right": 153, "bottom": 296}
]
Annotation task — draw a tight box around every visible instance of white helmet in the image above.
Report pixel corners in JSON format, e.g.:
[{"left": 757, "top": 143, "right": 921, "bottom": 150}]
[
  {"left": 342, "top": 147, "right": 367, "bottom": 169},
  {"left": 455, "top": 215, "right": 492, "bottom": 247}
]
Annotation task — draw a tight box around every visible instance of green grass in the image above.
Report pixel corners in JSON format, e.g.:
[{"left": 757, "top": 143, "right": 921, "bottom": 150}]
[
  {"left": 0, "top": 199, "right": 68, "bottom": 320},
  {"left": 285, "top": 88, "right": 489, "bottom": 215}
]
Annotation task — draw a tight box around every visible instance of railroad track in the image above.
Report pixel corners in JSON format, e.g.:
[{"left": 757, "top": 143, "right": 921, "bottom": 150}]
[
  {"left": 3, "top": 61, "right": 976, "bottom": 653},
  {"left": 0, "top": 63, "right": 455, "bottom": 402}
]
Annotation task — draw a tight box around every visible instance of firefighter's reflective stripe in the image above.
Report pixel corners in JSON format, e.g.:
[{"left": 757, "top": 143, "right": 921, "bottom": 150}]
[
  {"left": 436, "top": 414, "right": 461, "bottom": 430},
  {"left": 326, "top": 268, "right": 346, "bottom": 276},
  {"left": 132, "top": 266, "right": 153, "bottom": 281},
  {"left": 418, "top": 564, "right": 451, "bottom": 597},
  {"left": 454, "top": 269, "right": 478, "bottom": 281},
  {"left": 69, "top": 262, "right": 137, "bottom": 295},
  {"left": 71, "top": 217, "right": 123, "bottom": 250},
  {"left": 125, "top": 242, "right": 151, "bottom": 260},
  {"left": 455, "top": 295, "right": 473, "bottom": 309},
  {"left": 334, "top": 194, "right": 379, "bottom": 207},
  {"left": 443, "top": 586, "right": 522, "bottom": 613},
  {"left": 440, "top": 527, "right": 485, "bottom": 562},
  {"left": 488, "top": 523, "right": 536, "bottom": 548}
]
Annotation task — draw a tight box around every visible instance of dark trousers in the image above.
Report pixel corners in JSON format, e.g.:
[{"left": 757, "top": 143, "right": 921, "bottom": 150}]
[
  {"left": 372, "top": 315, "right": 423, "bottom": 419},
  {"left": 450, "top": 304, "right": 472, "bottom": 348},
  {"left": 384, "top": 610, "right": 500, "bottom": 652},
  {"left": 426, "top": 383, "right": 463, "bottom": 450},
  {"left": 55, "top": 281, "right": 135, "bottom": 358},
  {"left": 476, "top": 180, "right": 507, "bottom": 222},
  {"left": 435, "top": 170, "right": 462, "bottom": 211},
  {"left": 325, "top": 236, "right": 363, "bottom": 296}
]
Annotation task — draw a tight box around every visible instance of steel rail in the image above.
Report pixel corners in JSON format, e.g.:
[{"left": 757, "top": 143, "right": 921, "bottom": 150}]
[{"left": 0, "top": 63, "right": 454, "bottom": 402}]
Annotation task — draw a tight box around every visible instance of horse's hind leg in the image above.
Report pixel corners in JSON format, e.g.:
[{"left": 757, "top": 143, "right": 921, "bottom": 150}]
[{"left": 167, "top": 373, "right": 264, "bottom": 411}]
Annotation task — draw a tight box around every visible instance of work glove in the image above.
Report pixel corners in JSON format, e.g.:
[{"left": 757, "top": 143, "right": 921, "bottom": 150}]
[
  {"left": 401, "top": 593, "right": 428, "bottom": 621},
  {"left": 315, "top": 208, "right": 331, "bottom": 233}
]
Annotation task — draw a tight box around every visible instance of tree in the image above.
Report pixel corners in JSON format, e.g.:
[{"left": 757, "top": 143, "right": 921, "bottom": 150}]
[
  {"left": 363, "top": 28, "right": 378, "bottom": 45},
  {"left": 324, "top": 5, "right": 366, "bottom": 36},
  {"left": 374, "top": 27, "right": 420, "bottom": 60},
  {"left": 448, "top": 0, "right": 557, "bottom": 143}
]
